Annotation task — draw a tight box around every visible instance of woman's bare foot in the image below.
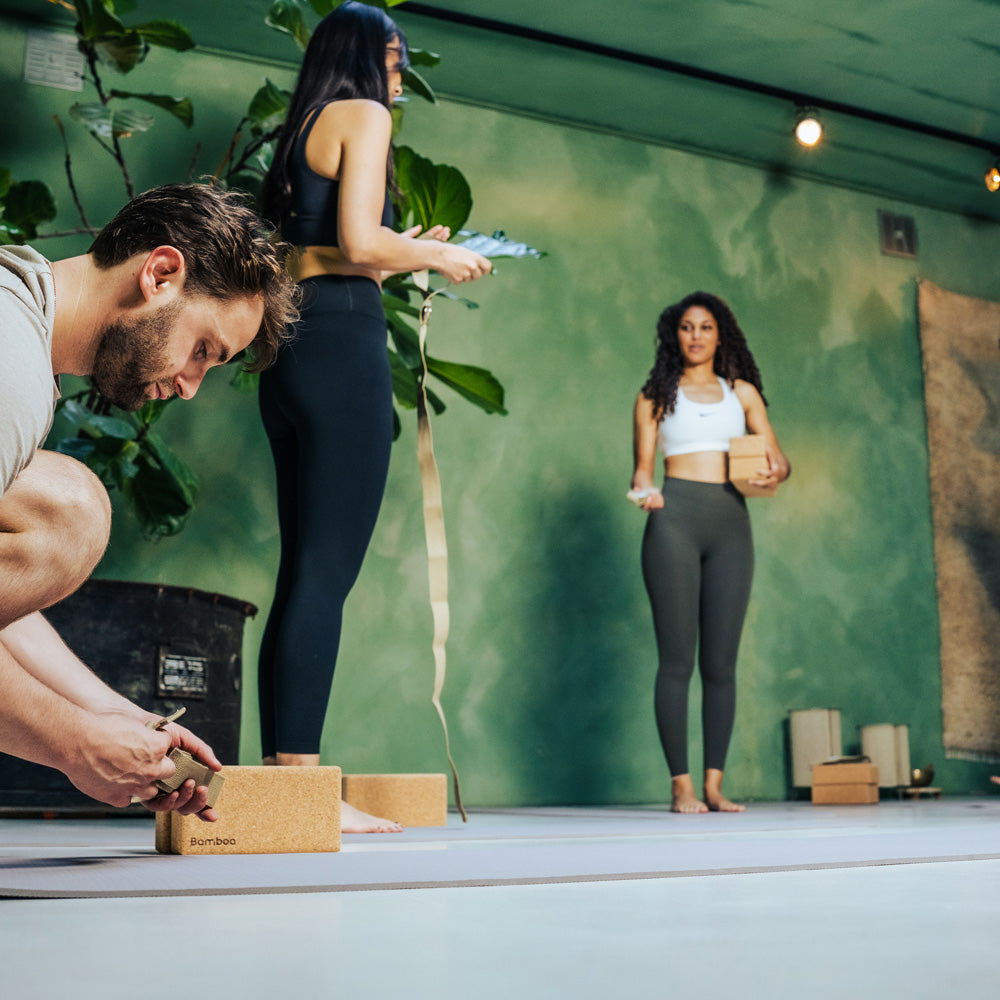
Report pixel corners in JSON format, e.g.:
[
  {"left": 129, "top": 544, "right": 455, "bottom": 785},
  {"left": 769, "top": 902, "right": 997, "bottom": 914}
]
[
  {"left": 341, "top": 800, "right": 404, "bottom": 834},
  {"left": 704, "top": 768, "right": 746, "bottom": 812},
  {"left": 266, "top": 753, "right": 404, "bottom": 833},
  {"left": 671, "top": 774, "right": 709, "bottom": 813}
]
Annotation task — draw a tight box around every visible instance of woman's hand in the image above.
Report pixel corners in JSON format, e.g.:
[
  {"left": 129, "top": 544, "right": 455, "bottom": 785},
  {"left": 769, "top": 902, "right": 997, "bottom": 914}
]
[
  {"left": 640, "top": 489, "right": 664, "bottom": 511},
  {"left": 401, "top": 224, "right": 451, "bottom": 242},
  {"left": 747, "top": 447, "right": 786, "bottom": 490},
  {"left": 398, "top": 224, "right": 491, "bottom": 284},
  {"left": 434, "top": 242, "right": 492, "bottom": 285}
]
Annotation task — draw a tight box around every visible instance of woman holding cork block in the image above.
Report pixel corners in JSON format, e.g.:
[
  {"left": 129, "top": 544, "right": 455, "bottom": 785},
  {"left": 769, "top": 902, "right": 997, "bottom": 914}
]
[{"left": 630, "top": 291, "right": 789, "bottom": 813}]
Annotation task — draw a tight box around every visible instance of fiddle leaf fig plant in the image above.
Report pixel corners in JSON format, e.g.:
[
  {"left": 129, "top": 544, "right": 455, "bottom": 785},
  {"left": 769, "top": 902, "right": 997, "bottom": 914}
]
[{"left": 15, "top": 0, "right": 541, "bottom": 538}]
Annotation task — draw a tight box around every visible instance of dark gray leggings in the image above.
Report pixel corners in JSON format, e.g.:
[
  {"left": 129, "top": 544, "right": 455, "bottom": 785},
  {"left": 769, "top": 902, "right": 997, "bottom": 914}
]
[{"left": 641, "top": 479, "right": 754, "bottom": 775}]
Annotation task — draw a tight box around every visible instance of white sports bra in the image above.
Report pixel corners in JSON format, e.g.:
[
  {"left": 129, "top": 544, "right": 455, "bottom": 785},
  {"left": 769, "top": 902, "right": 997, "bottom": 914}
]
[{"left": 658, "top": 377, "right": 746, "bottom": 458}]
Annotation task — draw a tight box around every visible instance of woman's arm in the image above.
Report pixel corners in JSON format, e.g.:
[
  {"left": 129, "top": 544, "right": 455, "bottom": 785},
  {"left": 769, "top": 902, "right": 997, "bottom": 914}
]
[
  {"left": 306, "top": 101, "right": 491, "bottom": 283},
  {"left": 735, "top": 380, "right": 791, "bottom": 487},
  {"left": 632, "top": 393, "right": 664, "bottom": 510}
]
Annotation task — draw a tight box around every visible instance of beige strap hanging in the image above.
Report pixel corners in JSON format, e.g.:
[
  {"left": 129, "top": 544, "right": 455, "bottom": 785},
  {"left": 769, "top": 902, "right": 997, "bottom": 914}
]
[{"left": 412, "top": 269, "right": 467, "bottom": 821}]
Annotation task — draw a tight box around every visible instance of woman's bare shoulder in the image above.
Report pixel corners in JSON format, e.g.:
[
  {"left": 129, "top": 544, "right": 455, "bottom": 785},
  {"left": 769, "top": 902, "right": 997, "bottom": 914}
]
[{"left": 316, "top": 98, "right": 391, "bottom": 128}]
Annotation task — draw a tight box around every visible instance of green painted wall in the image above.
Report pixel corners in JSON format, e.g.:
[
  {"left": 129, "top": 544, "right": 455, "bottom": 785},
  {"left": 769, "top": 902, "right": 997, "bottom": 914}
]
[{"left": 3, "top": 16, "right": 1000, "bottom": 804}]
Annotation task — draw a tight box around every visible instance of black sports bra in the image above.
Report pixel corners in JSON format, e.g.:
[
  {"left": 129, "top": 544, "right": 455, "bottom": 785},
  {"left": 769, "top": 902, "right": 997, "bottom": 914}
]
[{"left": 281, "top": 102, "right": 393, "bottom": 247}]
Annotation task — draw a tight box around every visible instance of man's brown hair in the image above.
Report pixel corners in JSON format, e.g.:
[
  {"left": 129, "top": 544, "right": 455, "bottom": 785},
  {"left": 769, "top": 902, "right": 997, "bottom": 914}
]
[{"left": 90, "top": 183, "right": 299, "bottom": 371}]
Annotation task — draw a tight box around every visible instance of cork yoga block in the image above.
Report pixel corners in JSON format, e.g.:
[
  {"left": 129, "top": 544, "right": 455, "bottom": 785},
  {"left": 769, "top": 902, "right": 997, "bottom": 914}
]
[
  {"left": 342, "top": 773, "right": 448, "bottom": 827},
  {"left": 155, "top": 765, "right": 341, "bottom": 855}
]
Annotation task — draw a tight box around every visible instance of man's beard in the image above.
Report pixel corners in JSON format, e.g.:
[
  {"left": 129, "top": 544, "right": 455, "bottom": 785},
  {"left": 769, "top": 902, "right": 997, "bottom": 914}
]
[{"left": 91, "top": 302, "right": 180, "bottom": 411}]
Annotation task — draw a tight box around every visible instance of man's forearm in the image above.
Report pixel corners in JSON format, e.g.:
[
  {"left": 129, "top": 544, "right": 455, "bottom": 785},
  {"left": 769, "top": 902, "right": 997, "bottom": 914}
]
[
  {"left": 0, "top": 611, "right": 144, "bottom": 719},
  {"left": 0, "top": 637, "right": 88, "bottom": 774}
]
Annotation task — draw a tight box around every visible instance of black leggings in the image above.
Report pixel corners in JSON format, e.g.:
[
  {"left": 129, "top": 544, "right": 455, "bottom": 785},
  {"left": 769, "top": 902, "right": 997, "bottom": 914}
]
[
  {"left": 641, "top": 479, "right": 754, "bottom": 776},
  {"left": 257, "top": 275, "right": 393, "bottom": 757}
]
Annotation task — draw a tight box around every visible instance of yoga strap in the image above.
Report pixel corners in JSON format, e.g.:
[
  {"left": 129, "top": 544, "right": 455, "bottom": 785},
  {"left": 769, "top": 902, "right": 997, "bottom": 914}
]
[{"left": 413, "top": 269, "right": 467, "bottom": 822}]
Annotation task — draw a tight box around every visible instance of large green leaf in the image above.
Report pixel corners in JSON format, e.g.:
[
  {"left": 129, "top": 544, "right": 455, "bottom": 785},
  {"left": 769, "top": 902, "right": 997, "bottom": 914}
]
[
  {"left": 75, "top": 0, "right": 128, "bottom": 41},
  {"left": 388, "top": 349, "right": 420, "bottom": 410},
  {"left": 132, "top": 20, "right": 194, "bottom": 52},
  {"left": 57, "top": 399, "right": 137, "bottom": 440},
  {"left": 71, "top": 102, "right": 155, "bottom": 139},
  {"left": 402, "top": 67, "right": 436, "bottom": 105},
  {"left": 0, "top": 168, "right": 12, "bottom": 200},
  {"left": 306, "top": 0, "right": 337, "bottom": 15},
  {"left": 1, "top": 180, "right": 57, "bottom": 241},
  {"left": 94, "top": 32, "right": 148, "bottom": 73},
  {"left": 110, "top": 89, "right": 193, "bottom": 127},
  {"left": 408, "top": 48, "right": 441, "bottom": 69},
  {"left": 120, "top": 432, "right": 199, "bottom": 539},
  {"left": 385, "top": 313, "right": 422, "bottom": 367},
  {"left": 266, "top": 0, "right": 311, "bottom": 50},
  {"left": 393, "top": 145, "right": 472, "bottom": 232},
  {"left": 457, "top": 230, "right": 547, "bottom": 259},
  {"left": 426, "top": 357, "right": 507, "bottom": 415},
  {"left": 248, "top": 80, "right": 291, "bottom": 135}
]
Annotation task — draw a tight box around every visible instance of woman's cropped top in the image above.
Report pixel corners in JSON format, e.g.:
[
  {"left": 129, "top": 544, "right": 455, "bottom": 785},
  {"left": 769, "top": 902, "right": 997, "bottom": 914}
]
[
  {"left": 281, "top": 102, "right": 393, "bottom": 247},
  {"left": 658, "top": 376, "right": 746, "bottom": 458}
]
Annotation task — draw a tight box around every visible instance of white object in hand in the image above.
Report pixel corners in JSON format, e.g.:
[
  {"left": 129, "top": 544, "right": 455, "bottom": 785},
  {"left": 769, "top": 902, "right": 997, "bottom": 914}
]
[{"left": 626, "top": 488, "right": 658, "bottom": 507}]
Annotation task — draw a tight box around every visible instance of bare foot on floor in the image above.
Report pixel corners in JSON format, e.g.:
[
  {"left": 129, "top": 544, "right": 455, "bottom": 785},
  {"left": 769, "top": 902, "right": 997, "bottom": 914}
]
[
  {"left": 704, "top": 792, "right": 746, "bottom": 813},
  {"left": 341, "top": 800, "right": 403, "bottom": 833},
  {"left": 703, "top": 768, "right": 745, "bottom": 812},
  {"left": 672, "top": 791, "right": 709, "bottom": 813},
  {"left": 670, "top": 774, "right": 708, "bottom": 814}
]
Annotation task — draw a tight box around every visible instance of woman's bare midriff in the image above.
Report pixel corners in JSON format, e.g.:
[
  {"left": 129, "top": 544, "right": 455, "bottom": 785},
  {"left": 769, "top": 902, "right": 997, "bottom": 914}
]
[
  {"left": 664, "top": 450, "right": 729, "bottom": 484},
  {"left": 292, "top": 245, "right": 383, "bottom": 287}
]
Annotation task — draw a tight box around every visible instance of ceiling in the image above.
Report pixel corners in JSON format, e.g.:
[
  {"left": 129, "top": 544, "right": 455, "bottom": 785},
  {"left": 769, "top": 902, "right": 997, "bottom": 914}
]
[{"left": 4, "top": 0, "right": 999, "bottom": 221}]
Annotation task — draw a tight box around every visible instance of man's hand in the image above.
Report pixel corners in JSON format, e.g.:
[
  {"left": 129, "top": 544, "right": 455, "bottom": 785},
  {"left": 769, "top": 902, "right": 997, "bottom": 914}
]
[
  {"left": 63, "top": 712, "right": 222, "bottom": 821},
  {"left": 65, "top": 710, "right": 176, "bottom": 808},
  {"left": 141, "top": 721, "right": 223, "bottom": 822}
]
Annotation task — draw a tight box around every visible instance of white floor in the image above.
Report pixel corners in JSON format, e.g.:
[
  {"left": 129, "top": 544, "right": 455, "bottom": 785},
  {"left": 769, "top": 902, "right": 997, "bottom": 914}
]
[{"left": 2, "top": 800, "right": 998, "bottom": 1000}]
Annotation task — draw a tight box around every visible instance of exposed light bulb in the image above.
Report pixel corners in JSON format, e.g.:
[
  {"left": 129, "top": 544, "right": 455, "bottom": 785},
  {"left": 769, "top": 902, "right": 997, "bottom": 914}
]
[
  {"left": 794, "top": 110, "right": 823, "bottom": 148},
  {"left": 985, "top": 163, "right": 1000, "bottom": 193}
]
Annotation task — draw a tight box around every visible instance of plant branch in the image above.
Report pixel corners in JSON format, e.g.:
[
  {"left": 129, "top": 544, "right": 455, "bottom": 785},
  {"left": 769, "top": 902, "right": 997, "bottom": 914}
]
[
  {"left": 53, "top": 115, "right": 91, "bottom": 230},
  {"left": 81, "top": 40, "right": 135, "bottom": 199},
  {"left": 213, "top": 120, "right": 246, "bottom": 180},
  {"left": 33, "top": 227, "right": 100, "bottom": 240},
  {"left": 186, "top": 142, "right": 202, "bottom": 183}
]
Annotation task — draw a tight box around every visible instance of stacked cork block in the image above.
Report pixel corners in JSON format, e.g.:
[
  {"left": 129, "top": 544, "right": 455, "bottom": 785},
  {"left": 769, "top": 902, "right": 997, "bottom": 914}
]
[
  {"left": 811, "top": 761, "right": 880, "bottom": 804},
  {"left": 155, "top": 765, "right": 341, "bottom": 855},
  {"left": 729, "top": 434, "right": 775, "bottom": 497},
  {"left": 342, "top": 773, "right": 448, "bottom": 827}
]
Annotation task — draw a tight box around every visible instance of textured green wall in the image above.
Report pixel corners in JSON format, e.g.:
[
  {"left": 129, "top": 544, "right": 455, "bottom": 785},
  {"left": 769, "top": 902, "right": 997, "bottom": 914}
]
[{"left": 4, "top": 18, "right": 1000, "bottom": 804}]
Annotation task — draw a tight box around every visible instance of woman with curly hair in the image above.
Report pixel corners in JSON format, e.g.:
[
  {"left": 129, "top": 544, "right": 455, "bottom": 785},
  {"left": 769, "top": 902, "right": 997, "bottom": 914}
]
[
  {"left": 257, "top": 1, "right": 491, "bottom": 832},
  {"left": 631, "top": 291, "right": 790, "bottom": 813}
]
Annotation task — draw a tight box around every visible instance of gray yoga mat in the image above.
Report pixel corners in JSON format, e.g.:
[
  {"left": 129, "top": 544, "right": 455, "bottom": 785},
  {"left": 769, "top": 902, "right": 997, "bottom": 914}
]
[{"left": 2, "top": 802, "right": 998, "bottom": 898}]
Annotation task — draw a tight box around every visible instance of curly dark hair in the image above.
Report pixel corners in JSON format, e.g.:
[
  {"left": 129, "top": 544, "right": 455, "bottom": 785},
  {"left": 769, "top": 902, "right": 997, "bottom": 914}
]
[{"left": 640, "top": 290, "right": 767, "bottom": 420}]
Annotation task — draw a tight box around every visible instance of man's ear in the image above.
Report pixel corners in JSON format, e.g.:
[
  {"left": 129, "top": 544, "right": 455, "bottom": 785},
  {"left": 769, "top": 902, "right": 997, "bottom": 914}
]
[{"left": 137, "top": 246, "right": 186, "bottom": 304}]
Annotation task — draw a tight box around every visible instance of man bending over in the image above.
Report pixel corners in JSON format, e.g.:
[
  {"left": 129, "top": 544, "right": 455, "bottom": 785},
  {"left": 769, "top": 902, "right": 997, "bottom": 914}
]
[{"left": 0, "top": 184, "right": 298, "bottom": 819}]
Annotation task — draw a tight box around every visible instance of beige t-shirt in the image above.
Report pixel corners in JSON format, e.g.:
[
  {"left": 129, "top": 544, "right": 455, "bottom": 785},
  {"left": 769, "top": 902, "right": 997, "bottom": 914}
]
[{"left": 0, "top": 245, "right": 59, "bottom": 498}]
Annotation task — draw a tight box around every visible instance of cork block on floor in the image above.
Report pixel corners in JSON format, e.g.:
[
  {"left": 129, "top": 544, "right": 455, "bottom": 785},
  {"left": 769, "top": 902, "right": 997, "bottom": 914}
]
[
  {"left": 342, "top": 773, "right": 448, "bottom": 827},
  {"left": 155, "top": 765, "right": 341, "bottom": 854}
]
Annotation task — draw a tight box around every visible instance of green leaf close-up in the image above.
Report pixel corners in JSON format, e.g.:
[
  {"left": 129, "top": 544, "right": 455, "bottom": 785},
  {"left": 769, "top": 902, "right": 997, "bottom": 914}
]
[
  {"left": 393, "top": 145, "right": 473, "bottom": 233},
  {"left": 109, "top": 90, "right": 194, "bottom": 128},
  {"left": 248, "top": 80, "right": 291, "bottom": 136},
  {"left": 132, "top": 20, "right": 195, "bottom": 52},
  {"left": 71, "top": 102, "right": 156, "bottom": 140},
  {"left": 0, "top": 180, "right": 57, "bottom": 242}
]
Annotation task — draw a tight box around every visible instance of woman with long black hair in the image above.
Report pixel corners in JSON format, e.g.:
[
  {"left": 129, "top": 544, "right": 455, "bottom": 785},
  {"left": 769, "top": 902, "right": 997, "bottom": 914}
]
[
  {"left": 258, "top": 1, "right": 491, "bottom": 832},
  {"left": 631, "top": 291, "right": 790, "bottom": 814}
]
